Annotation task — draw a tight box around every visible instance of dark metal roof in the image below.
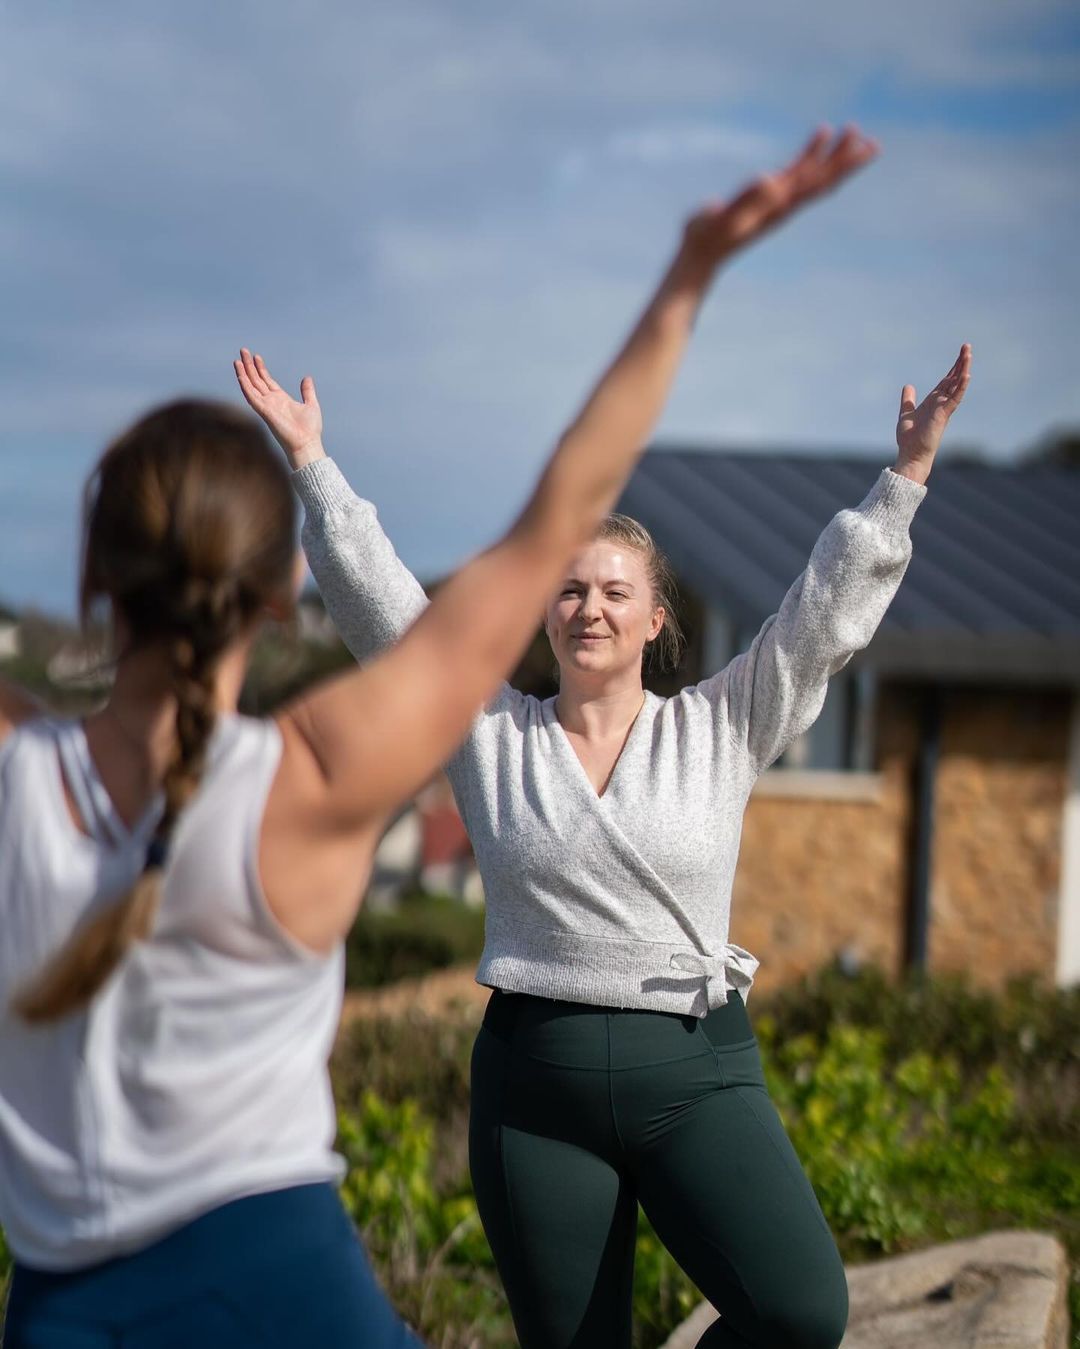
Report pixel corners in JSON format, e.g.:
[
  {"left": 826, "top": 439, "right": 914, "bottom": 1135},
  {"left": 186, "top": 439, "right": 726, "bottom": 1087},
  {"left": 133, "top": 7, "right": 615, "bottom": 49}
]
[{"left": 618, "top": 449, "right": 1080, "bottom": 684}]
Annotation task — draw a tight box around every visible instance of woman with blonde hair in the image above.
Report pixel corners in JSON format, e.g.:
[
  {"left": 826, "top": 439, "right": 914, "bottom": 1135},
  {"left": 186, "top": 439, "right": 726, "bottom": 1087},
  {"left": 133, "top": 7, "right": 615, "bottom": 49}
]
[
  {"left": 238, "top": 130, "right": 964, "bottom": 1349},
  {"left": 0, "top": 130, "right": 868, "bottom": 1347}
]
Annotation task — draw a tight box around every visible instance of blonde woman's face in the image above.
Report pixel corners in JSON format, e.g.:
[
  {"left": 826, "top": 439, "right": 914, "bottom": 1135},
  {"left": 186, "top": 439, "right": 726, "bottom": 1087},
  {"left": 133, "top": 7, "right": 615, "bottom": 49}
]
[{"left": 544, "top": 541, "right": 664, "bottom": 679}]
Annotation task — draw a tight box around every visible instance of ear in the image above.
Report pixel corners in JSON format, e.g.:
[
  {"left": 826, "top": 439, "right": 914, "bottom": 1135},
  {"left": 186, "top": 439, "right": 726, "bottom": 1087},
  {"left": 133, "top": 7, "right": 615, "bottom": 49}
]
[{"left": 648, "top": 606, "right": 666, "bottom": 642}]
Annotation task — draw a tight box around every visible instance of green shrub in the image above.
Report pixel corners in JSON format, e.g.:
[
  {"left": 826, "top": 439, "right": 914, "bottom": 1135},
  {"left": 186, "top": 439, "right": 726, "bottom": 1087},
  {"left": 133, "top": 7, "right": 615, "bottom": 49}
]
[
  {"left": 761, "top": 962, "right": 1080, "bottom": 1145},
  {"left": 344, "top": 895, "right": 486, "bottom": 990},
  {"left": 333, "top": 1012, "right": 475, "bottom": 1120},
  {"left": 753, "top": 970, "right": 1080, "bottom": 1336},
  {"left": 337, "top": 1094, "right": 513, "bottom": 1347},
  {"left": 332, "top": 968, "right": 1080, "bottom": 1346},
  {"left": 333, "top": 1013, "right": 477, "bottom": 1192}
]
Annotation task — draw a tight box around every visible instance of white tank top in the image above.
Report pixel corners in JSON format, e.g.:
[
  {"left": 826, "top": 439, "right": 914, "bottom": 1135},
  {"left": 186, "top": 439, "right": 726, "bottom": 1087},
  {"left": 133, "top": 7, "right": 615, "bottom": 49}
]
[{"left": 0, "top": 714, "right": 345, "bottom": 1271}]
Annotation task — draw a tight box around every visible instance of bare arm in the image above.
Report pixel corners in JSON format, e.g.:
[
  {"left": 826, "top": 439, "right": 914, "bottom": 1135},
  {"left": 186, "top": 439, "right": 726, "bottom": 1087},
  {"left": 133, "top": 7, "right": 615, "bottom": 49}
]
[{"left": 249, "top": 129, "right": 879, "bottom": 845}]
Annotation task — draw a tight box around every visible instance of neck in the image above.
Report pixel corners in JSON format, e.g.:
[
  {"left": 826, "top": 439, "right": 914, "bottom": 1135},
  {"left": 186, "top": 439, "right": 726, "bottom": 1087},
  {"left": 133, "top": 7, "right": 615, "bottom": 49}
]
[
  {"left": 554, "top": 669, "right": 646, "bottom": 739},
  {"left": 92, "top": 635, "right": 253, "bottom": 752}
]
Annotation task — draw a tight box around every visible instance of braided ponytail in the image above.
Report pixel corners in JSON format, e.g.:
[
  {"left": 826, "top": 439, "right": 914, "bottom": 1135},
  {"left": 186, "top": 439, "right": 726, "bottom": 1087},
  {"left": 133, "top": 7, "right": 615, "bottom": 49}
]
[{"left": 15, "top": 402, "right": 295, "bottom": 1023}]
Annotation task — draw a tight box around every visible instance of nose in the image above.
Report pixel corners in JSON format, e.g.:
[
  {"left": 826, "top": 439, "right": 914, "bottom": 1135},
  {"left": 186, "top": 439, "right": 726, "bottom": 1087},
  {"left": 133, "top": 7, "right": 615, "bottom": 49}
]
[{"left": 578, "top": 589, "right": 603, "bottom": 621}]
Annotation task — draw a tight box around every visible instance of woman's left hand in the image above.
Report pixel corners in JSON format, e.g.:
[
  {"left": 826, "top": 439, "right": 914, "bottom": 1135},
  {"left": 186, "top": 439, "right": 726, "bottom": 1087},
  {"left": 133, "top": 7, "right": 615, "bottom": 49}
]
[{"left": 894, "top": 343, "right": 972, "bottom": 485}]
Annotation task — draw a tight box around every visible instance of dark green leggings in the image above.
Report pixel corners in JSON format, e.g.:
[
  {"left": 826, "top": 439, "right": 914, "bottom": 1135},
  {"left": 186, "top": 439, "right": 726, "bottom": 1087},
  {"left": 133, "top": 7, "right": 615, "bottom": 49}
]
[{"left": 469, "top": 989, "right": 848, "bottom": 1349}]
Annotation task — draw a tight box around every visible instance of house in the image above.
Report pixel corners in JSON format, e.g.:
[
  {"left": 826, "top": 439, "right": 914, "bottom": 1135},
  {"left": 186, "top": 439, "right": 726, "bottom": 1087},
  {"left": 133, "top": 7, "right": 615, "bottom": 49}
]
[{"left": 617, "top": 449, "right": 1080, "bottom": 997}]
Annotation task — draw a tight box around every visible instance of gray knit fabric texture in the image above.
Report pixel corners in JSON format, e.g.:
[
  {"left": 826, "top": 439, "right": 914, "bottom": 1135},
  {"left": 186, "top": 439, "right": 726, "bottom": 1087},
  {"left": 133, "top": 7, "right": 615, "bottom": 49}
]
[{"left": 294, "top": 458, "right": 925, "bottom": 1017}]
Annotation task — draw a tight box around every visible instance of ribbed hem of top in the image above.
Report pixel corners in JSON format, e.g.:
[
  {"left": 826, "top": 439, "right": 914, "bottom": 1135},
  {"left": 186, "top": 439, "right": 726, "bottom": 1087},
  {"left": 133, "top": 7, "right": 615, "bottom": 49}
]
[
  {"left": 292, "top": 457, "right": 361, "bottom": 520},
  {"left": 475, "top": 922, "right": 757, "bottom": 1020},
  {"left": 859, "top": 466, "right": 927, "bottom": 535}
]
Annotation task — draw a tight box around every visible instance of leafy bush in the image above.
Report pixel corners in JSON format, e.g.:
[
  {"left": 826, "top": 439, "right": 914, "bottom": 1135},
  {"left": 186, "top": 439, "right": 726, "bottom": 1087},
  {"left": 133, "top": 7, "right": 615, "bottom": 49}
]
[
  {"left": 761, "top": 961, "right": 1080, "bottom": 1145},
  {"left": 332, "top": 965, "right": 1080, "bottom": 1346},
  {"left": 333, "top": 1011, "right": 477, "bottom": 1191},
  {"left": 345, "top": 896, "right": 486, "bottom": 990},
  {"left": 337, "top": 1094, "right": 513, "bottom": 1347}
]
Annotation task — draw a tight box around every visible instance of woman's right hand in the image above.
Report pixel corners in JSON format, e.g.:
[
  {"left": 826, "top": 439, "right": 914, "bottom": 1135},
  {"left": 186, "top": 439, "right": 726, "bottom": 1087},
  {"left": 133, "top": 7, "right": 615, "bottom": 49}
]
[{"left": 234, "top": 349, "right": 326, "bottom": 470}]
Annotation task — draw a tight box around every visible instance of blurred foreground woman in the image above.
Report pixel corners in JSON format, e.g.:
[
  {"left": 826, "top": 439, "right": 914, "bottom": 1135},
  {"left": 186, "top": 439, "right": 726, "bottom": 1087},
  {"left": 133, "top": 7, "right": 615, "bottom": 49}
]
[{"left": 0, "top": 137, "right": 814, "bottom": 1346}]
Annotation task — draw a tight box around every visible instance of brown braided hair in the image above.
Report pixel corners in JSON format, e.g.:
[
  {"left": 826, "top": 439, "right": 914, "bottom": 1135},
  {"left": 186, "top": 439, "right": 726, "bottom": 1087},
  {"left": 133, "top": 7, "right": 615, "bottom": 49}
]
[
  {"left": 594, "top": 513, "right": 685, "bottom": 672},
  {"left": 15, "top": 400, "right": 296, "bottom": 1023}
]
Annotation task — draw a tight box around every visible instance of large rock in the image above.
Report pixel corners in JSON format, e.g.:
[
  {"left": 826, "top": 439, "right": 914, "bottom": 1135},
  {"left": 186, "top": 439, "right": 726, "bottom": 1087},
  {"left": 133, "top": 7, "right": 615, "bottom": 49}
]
[{"left": 661, "top": 1231, "right": 1069, "bottom": 1349}]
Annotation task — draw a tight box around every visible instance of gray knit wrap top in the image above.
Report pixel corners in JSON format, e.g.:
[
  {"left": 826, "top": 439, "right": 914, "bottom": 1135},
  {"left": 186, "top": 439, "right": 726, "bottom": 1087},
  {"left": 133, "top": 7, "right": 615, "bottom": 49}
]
[{"left": 293, "top": 458, "right": 925, "bottom": 1017}]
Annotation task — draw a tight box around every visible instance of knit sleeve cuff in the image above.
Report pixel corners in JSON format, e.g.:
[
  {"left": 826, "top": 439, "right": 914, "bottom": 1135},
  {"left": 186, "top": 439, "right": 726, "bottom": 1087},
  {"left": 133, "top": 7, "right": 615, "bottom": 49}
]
[
  {"left": 291, "top": 457, "right": 367, "bottom": 522},
  {"left": 857, "top": 467, "right": 927, "bottom": 538}
]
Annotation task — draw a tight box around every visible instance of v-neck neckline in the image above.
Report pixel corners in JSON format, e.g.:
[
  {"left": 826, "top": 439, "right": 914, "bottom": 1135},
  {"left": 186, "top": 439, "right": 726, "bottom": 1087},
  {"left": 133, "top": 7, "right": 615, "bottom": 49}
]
[{"left": 547, "top": 691, "right": 654, "bottom": 802}]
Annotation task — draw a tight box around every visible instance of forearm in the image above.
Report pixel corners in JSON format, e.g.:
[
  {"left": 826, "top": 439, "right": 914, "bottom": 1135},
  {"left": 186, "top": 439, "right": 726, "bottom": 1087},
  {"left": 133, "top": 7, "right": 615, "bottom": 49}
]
[
  {"left": 726, "top": 468, "right": 926, "bottom": 772},
  {"left": 293, "top": 457, "right": 428, "bottom": 663}
]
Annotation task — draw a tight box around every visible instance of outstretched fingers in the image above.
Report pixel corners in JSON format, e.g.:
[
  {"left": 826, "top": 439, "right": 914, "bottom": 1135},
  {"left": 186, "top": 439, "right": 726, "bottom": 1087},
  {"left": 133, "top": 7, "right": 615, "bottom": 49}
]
[
  {"left": 787, "top": 126, "right": 833, "bottom": 180},
  {"left": 253, "top": 352, "right": 283, "bottom": 393},
  {"left": 238, "top": 348, "right": 270, "bottom": 398},
  {"left": 761, "top": 126, "right": 877, "bottom": 228},
  {"left": 799, "top": 126, "right": 879, "bottom": 200},
  {"left": 938, "top": 343, "right": 972, "bottom": 409},
  {"left": 899, "top": 384, "right": 918, "bottom": 419},
  {"left": 234, "top": 353, "right": 263, "bottom": 409}
]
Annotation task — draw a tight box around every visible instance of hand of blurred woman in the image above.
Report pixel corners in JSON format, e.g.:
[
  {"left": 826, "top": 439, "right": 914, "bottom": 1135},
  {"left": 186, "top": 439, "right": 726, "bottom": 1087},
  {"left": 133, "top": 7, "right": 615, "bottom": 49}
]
[{"left": 681, "top": 125, "right": 879, "bottom": 268}]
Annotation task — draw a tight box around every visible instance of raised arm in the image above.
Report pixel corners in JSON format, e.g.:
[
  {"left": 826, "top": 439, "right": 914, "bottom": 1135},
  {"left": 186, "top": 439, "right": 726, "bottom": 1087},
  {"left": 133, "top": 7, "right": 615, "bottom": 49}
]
[
  {"left": 233, "top": 354, "right": 427, "bottom": 664},
  {"left": 709, "top": 344, "right": 971, "bottom": 774},
  {"left": 252, "top": 129, "right": 879, "bottom": 841},
  {"left": 236, "top": 127, "right": 881, "bottom": 670}
]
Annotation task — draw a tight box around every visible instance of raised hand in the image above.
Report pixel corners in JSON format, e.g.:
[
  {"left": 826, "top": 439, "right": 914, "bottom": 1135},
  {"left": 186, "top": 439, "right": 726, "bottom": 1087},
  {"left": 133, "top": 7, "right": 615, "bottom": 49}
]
[
  {"left": 682, "top": 126, "right": 879, "bottom": 265},
  {"left": 233, "top": 349, "right": 325, "bottom": 470},
  {"left": 894, "top": 344, "right": 972, "bottom": 485}
]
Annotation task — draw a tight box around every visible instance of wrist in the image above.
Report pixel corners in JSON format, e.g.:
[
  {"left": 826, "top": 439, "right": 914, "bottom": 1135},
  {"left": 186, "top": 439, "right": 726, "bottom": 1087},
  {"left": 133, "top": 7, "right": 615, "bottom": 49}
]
[
  {"left": 673, "top": 237, "right": 723, "bottom": 288},
  {"left": 891, "top": 458, "right": 930, "bottom": 487},
  {"left": 289, "top": 438, "right": 327, "bottom": 471}
]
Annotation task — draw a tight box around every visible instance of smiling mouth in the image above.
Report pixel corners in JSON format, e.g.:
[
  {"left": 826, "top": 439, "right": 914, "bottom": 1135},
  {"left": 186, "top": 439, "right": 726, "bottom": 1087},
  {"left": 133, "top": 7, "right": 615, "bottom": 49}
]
[{"left": 572, "top": 634, "right": 608, "bottom": 641}]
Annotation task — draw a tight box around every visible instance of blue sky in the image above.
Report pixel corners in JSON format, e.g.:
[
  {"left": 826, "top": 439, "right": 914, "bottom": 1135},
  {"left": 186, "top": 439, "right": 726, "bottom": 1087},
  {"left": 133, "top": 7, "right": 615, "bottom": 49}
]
[{"left": 2, "top": 0, "right": 1078, "bottom": 616}]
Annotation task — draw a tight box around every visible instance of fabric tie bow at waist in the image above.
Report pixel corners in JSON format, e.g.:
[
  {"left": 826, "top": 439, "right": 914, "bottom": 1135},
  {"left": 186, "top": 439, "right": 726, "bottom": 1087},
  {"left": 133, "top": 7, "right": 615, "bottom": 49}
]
[{"left": 669, "top": 944, "right": 760, "bottom": 1003}]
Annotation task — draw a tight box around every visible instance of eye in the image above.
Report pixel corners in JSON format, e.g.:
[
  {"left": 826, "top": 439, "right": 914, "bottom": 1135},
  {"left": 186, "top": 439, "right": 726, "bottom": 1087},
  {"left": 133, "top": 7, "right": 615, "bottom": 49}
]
[{"left": 607, "top": 590, "right": 629, "bottom": 601}]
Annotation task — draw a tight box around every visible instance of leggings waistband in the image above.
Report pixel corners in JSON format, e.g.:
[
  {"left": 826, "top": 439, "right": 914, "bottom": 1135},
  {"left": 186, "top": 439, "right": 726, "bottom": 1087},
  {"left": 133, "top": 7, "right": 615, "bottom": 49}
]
[{"left": 482, "top": 987, "right": 755, "bottom": 1069}]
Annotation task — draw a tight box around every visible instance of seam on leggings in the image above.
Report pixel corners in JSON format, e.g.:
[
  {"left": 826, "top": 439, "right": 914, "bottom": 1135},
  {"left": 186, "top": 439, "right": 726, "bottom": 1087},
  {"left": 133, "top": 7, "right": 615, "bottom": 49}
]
[
  {"left": 605, "top": 1014, "right": 628, "bottom": 1159},
  {"left": 493, "top": 1023, "right": 534, "bottom": 1338},
  {"left": 730, "top": 1086, "right": 837, "bottom": 1243}
]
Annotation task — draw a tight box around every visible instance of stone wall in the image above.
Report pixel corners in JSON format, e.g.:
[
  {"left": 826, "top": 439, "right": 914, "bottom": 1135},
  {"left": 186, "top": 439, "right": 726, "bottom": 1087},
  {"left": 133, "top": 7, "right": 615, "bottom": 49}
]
[{"left": 730, "top": 684, "right": 1073, "bottom": 997}]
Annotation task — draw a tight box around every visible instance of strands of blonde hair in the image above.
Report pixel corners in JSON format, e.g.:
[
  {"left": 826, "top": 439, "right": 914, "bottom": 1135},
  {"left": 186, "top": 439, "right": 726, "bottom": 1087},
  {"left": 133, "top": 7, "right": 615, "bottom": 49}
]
[{"left": 595, "top": 513, "right": 685, "bottom": 672}]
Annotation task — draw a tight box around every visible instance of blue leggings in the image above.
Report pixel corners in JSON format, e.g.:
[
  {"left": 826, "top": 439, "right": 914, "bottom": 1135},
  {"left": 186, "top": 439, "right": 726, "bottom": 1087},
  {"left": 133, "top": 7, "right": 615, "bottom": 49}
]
[{"left": 2, "top": 1184, "right": 422, "bottom": 1348}]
